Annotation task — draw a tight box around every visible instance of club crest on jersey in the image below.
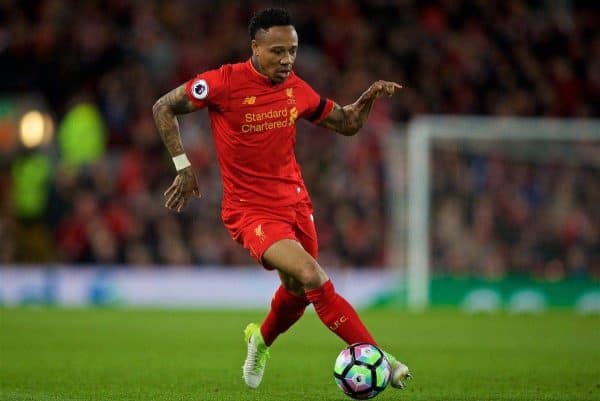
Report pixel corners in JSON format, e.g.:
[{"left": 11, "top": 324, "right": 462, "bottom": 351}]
[
  {"left": 286, "top": 87, "right": 296, "bottom": 104},
  {"left": 191, "top": 79, "right": 208, "bottom": 100}
]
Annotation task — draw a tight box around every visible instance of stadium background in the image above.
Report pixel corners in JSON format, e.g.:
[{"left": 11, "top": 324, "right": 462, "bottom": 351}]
[
  {"left": 0, "top": 0, "right": 599, "bottom": 300},
  {"left": 2, "top": 0, "right": 598, "bottom": 271}
]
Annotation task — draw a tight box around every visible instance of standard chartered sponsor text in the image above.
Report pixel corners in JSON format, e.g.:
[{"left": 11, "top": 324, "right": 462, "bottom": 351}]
[{"left": 242, "top": 108, "right": 291, "bottom": 133}]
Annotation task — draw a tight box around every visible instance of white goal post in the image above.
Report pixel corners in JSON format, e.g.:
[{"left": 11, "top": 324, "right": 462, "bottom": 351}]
[{"left": 398, "top": 116, "right": 600, "bottom": 309}]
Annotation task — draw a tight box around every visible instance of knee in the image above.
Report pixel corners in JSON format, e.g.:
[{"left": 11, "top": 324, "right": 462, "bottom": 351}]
[
  {"left": 281, "top": 278, "right": 305, "bottom": 296},
  {"left": 283, "top": 280, "right": 304, "bottom": 297},
  {"left": 296, "top": 260, "right": 328, "bottom": 290}
]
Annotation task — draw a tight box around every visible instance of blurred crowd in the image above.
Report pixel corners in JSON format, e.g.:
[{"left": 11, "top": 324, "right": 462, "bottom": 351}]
[
  {"left": 432, "top": 144, "right": 600, "bottom": 280},
  {"left": 1, "top": 0, "right": 599, "bottom": 275}
]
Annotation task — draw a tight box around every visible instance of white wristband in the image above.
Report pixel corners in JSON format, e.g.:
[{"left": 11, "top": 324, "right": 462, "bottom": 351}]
[{"left": 172, "top": 153, "right": 191, "bottom": 171}]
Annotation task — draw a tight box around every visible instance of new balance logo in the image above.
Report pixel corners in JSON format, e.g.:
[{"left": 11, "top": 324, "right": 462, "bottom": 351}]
[{"left": 242, "top": 96, "right": 256, "bottom": 105}]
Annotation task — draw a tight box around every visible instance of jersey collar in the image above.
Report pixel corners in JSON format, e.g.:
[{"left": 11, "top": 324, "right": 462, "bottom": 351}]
[{"left": 246, "top": 58, "right": 292, "bottom": 87}]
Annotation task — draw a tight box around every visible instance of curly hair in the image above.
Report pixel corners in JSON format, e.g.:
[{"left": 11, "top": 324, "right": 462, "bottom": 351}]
[{"left": 248, "top": 8, "right": 293, "bottom": 40}]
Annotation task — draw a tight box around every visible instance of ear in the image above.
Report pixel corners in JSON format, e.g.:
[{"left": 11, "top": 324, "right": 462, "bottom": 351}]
[{"left": 251, "top": 39, "right": 259, "bottom": 56}]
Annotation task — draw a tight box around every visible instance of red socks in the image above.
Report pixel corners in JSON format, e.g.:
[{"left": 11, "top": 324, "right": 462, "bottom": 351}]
[
  {"left": 260, "top": 285, "right": 310, "bottom": 346},
  {"left": 305, "top": 280, "right": 376, "bottom": 345},
  {"left": 260, "top": 280, "right": 376, "bottom": 346}
]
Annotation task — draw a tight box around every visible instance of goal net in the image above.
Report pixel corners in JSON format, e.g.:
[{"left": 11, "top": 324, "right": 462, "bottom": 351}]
[{"left": 388, "top": 116, "right": 600, "bottom": 309}]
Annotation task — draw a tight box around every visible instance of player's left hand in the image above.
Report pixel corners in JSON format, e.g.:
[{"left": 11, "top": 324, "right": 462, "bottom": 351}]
[
  {"left": 365, "top": 80, "right": 402, "bottom": 99},
  {"left": 163, "top": 167, "right": 201, "bottom": 212}
]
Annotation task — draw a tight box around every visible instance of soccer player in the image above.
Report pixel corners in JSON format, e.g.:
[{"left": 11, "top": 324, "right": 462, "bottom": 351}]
[{"left": 152, "top": 7, "right": 411, "bottom": 390}]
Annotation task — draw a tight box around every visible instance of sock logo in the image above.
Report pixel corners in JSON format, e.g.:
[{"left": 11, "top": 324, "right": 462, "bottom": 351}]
[{"left": 329, "top": 315, "right": 348, "bottom": 331}]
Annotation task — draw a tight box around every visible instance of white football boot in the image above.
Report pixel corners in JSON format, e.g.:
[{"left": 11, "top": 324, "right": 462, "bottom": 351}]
[
  {"left": 242, "top": 323, "right": 270, "bottom": 389},
  {"left": 384, "top": 352, "right": 412, "bottom": 389}
]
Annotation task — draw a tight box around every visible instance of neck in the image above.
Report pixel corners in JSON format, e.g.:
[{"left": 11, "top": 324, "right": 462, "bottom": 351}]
[{"left": 251, "top": 56, "right": 268, "bottom": 77}]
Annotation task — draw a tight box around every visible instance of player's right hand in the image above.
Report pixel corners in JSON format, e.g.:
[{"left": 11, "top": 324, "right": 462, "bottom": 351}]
[
  {"left": 365, "top": 80, "right": 402, "bottom": 99},
  {"left": 163, "top": 168, "right": 201, "bottom": 212}
]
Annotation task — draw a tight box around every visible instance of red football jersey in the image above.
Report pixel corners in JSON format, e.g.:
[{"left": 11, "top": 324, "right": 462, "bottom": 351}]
[{"left": 185, "top": 59, "right": 334, "bottom": 208}]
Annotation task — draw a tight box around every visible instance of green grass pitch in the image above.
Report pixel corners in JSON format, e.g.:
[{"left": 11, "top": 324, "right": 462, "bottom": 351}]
[{"left": 1, "top": 308, "right": 598, "bottom": 401}]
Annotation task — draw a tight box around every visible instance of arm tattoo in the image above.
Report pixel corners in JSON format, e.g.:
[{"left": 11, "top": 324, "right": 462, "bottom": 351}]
[
  {"left": 318, "top": 104, "right": 351, "bottom": 134},
  {"left": 152, "top": 84, "right": 197, "bottom": 156},
  {"left": 318, "top": 97, "right": 376, "bottom": 136}
]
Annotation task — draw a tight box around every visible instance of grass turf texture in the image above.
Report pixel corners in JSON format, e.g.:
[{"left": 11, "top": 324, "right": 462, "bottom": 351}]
[{"left": 1, "top": 309, "right": 598, "bottom": 401}]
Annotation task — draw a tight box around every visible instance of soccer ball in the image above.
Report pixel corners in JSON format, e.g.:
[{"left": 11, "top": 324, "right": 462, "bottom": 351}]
[{"left": 333, "top": 343, "right": 391, "bottom": 399}]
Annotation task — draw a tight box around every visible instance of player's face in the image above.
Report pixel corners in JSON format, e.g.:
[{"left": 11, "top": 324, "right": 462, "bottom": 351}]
[{"left": 252, "top": 26, "right": 298, "bottom": 83}]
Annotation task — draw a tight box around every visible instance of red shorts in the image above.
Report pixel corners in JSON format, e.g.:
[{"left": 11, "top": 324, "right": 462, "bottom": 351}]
[{"left": 221, "top": 201, "right": 318, "bottom": 269}]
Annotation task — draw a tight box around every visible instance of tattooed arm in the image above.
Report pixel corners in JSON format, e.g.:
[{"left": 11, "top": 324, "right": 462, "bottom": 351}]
[
  {"left": 319, "top": 80, "right": 402, "bottom": 136},
  {"left": 152, "top": 84, "right": 201, "bottom": 212}
]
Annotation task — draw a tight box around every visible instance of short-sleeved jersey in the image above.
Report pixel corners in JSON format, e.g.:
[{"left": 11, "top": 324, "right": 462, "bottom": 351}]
[{"left": 185, "top": 59, "right": 334, "bottom": 208}]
